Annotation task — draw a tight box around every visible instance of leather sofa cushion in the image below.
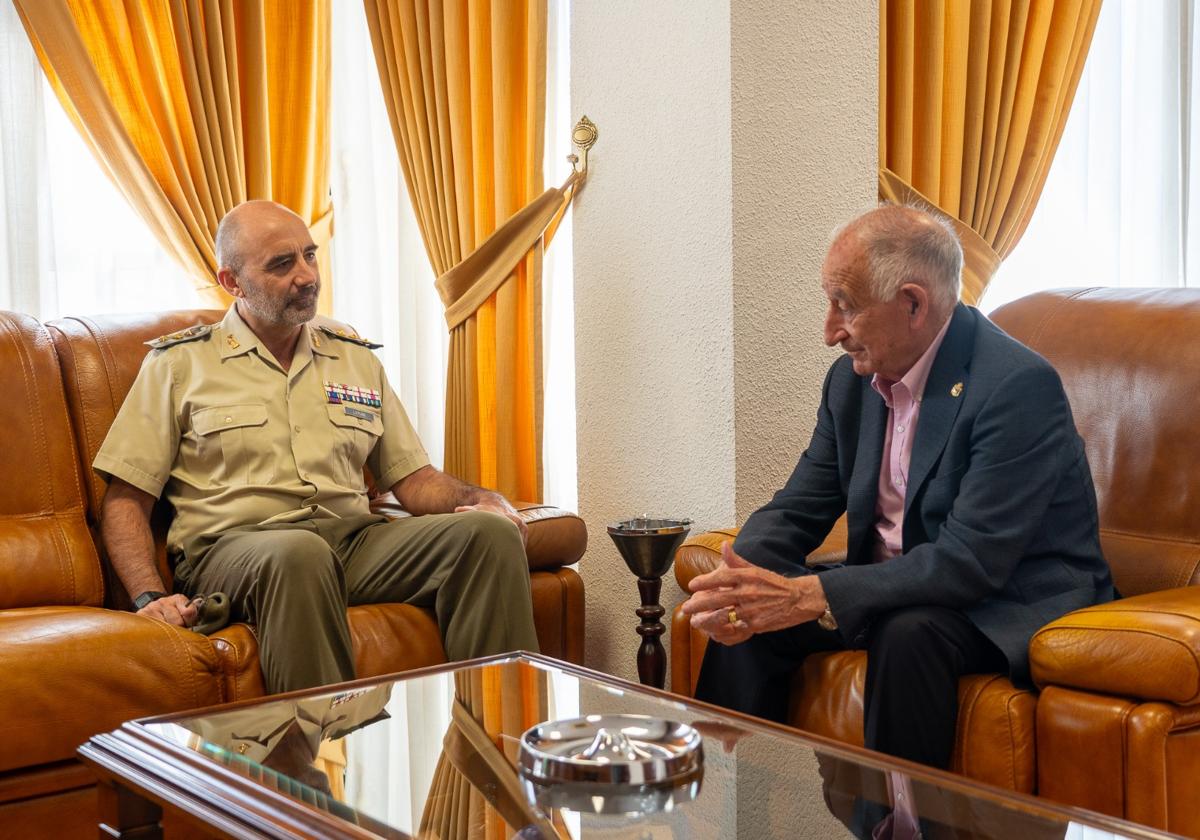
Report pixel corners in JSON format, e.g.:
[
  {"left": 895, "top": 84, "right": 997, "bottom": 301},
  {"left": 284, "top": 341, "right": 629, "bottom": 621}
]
[
  {"left": 791, "top": 651, "right": 1037, "bottom": 793},
  {"left": 46, "top": 312, "right": 224, "bottom": 517},
  {"left": 517, "top": 504, "right": 589, "bottom": 570},
  {"left": 0, "top": 313, "right": 103, "bottom": 609},
  {"left": 991, "top": 288, "right": 1200, "bottom": 597},
  {"left": 1030, "top": 586, "right": 1200, "bottom": 704},
  {"left": 0, "top": 607, "right": 222, "bottom": 772}
]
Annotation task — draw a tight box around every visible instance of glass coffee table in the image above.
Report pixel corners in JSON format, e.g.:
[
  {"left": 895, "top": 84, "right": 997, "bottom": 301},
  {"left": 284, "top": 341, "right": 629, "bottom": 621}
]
[{"left": 79, "top": 652, "right": 1180, "bottom": 839}]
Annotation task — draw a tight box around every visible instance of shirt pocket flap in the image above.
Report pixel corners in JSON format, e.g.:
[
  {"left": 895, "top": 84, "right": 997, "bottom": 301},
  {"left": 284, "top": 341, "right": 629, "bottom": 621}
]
[
  {"left": 326, "top": 403, "right": 383, "bottom": 436},
  {"left": 192, "top": 404, "right": 269, "bottom": 436}
]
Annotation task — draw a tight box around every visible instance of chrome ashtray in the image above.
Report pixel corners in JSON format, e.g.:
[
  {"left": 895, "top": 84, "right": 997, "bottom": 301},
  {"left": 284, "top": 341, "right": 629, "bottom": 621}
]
[{"left": 518, "top": 714, "right": 704, "bottom": 815}]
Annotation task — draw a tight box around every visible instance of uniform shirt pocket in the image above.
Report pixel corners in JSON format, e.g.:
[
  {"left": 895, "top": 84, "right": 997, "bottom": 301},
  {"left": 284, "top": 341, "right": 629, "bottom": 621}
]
[
  {"left": 191, "top": 404, "right": 273, "bottom": 486},
  {"left": 325, "top": 403, "right": 383, "bottom": 487}
]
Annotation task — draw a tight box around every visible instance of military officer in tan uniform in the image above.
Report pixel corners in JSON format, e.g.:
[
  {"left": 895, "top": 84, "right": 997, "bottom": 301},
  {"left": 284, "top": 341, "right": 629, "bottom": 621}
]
[{"left": 94, "top": 200, "right": 539, "bottom": 694}]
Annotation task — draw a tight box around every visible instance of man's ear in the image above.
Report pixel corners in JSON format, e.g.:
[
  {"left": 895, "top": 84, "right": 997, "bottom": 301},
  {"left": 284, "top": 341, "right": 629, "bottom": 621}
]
[
  {"left": 898, "top": 283, "right": 930, "bottom": 328},
  {"left": 216, "top": 267, "right": 241, "bottom": 298}
]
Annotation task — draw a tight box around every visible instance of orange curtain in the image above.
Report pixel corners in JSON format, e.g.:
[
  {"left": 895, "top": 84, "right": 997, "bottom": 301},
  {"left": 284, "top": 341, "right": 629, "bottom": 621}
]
[
  {"left": 880, "top": 0, "right": 1102, "bottom": 304},
  {"left": 362, "top": 0, "right": 549, "bottom": 501},
  {"left": 14, "top": 0, "right": 333, "bottom": 310}
]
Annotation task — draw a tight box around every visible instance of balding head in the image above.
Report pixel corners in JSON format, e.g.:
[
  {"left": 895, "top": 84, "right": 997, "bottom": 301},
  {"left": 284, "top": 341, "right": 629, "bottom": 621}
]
[
  {"left": 832, "top": 204, "right": 962, "bottom": 315},
  {"left": 213, "top": 201, "right": 320, "bottom": 331},
  {"left": 215, "top": 200, "right": 308, "bottom": 277}
]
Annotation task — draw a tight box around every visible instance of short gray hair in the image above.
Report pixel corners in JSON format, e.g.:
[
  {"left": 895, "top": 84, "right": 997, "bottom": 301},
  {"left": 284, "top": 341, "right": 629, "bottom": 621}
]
[{"left": 836, "top": 204, "right": 963, "bottom": 311}]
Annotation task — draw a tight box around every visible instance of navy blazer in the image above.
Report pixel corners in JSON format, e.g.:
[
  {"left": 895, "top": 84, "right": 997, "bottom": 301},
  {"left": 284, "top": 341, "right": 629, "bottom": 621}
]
[{"left": 733, "top": 304, "right": 1116, "bottom": 686}]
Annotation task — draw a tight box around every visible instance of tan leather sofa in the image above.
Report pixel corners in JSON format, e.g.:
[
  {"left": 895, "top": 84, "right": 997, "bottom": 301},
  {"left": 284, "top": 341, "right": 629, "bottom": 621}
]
[
  {"left": 0, "top": 309, "right": 587, "bottom": 837},
  {"left": 670, "top": 288, "right": 1200, "bottom": 838}
]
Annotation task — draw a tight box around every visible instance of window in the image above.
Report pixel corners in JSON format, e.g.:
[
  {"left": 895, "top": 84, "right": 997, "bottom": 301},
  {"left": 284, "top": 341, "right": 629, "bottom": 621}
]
[
  {"left": 0, "top": 1, "right": 200, "bottom": 319},
  {"left": 981, "top": 0, "right": 1200, "bottom": 312}
]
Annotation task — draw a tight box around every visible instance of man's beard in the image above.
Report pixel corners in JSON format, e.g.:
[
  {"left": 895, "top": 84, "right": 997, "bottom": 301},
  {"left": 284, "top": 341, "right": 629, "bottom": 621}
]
[{"left": 242, "top": 283, "right": 319, "bottom": 327}]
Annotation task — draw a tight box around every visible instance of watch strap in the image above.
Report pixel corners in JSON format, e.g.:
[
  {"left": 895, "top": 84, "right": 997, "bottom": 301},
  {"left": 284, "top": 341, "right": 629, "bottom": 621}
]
[{"left": 133, "top": 590, "right": 167, "bottom": 611}]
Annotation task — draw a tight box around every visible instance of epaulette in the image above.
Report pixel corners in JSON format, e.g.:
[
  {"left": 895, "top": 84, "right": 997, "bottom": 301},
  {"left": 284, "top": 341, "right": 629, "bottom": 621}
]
[
  {"left": 144, "top": 324, "right": 214, "bottom": 350},
  {"left": 318, "top": 325, "right": 382, "bottom": 349}
]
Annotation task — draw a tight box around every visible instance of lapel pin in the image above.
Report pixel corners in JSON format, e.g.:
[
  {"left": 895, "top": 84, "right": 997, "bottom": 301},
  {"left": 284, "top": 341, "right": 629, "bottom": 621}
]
[
  {"left": 950, "top": 382, "right": 963, "bottom": 397},
  {"left": 226, "top": 335, "right": 240, "bottom": 350}
]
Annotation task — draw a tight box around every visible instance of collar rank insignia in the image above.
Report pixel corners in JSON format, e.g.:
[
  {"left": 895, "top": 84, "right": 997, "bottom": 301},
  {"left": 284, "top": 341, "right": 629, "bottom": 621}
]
[
  {"left": 324, "top": 382, "right": 382, "bottom": 408},
  {"left": 144, "top": 323, "right": 214, "bottom": 350},
  {"left": 317, "top": 325, "right": 383, "bottom": 349}
]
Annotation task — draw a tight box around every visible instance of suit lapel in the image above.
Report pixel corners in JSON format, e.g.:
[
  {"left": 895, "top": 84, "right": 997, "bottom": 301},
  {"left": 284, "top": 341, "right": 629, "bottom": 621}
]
[
  {"left": 847, "top": 377, "right": 887, "bottom": 564},
  {"left": 905, "top": 304, "right": 975, "bottom": 516}
]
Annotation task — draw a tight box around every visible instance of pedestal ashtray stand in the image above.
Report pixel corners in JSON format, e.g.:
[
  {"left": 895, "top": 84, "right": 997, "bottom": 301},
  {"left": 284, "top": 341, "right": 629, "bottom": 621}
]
[{"left": 607, "top": 517, "right": 692, "bottom": 689}]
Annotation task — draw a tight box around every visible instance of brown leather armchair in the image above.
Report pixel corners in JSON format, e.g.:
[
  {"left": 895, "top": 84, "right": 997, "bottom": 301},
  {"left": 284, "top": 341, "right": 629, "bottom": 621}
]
[
  {"left": 0, "top": 309, "right": 587, "bottom": 836},
  {"left": 670, "top": 288, "right": 1200, "bottom": 837}
]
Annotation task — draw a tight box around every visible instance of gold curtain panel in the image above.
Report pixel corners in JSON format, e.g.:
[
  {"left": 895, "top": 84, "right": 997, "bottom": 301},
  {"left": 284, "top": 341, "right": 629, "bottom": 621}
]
[
  {"left": 363, "top": 0, "right": 551, "bottom": 501},
  {"left": 880, "top": 0, "right": 1102, "bottom": 303},
  {"left": 14, "top": 0, "right": 333, "bottom": 310}
]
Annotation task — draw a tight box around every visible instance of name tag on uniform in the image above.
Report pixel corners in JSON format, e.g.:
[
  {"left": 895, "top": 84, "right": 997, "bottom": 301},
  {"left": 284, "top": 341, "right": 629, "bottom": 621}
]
[{"left": 344, "top": 406, "right": 376, "bottom": 422}]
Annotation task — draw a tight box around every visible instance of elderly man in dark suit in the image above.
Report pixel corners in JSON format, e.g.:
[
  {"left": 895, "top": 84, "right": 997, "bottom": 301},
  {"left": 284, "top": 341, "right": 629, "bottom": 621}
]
[{"left": 682, "top": 205, "right": 1115, "bottom": 777}]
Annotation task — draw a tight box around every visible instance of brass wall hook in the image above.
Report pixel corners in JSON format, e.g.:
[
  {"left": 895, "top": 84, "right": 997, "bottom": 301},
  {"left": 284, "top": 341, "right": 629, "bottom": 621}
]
[{"left": 569, "top": 115, "right": 598, "bottom": 176}]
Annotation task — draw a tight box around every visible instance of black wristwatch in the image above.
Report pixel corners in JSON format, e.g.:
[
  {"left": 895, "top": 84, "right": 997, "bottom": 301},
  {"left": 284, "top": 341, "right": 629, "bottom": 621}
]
[{"left": 133, "top": 590, "right": 167, "bottom": 611}]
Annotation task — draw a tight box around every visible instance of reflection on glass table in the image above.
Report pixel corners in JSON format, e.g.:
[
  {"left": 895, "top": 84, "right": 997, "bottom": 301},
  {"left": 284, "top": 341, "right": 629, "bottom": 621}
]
[{"left": 122, "top": 654, "right": 1178, "bottom": 840}]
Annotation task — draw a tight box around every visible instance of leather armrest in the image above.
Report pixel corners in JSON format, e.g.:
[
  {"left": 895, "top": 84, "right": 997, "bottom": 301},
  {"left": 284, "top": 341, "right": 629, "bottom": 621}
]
[
  {"left": 674, "top": 528, "right": 740, "bottom": 589},
  {"left": 1030, "top": 586, "right": 1200, "bottom": 704},
  {"left": 368, "top": 493, "right": 586, "bottom": 571},
  {"left": 672, "top": 515, "right": 850, "bottom": 590}
]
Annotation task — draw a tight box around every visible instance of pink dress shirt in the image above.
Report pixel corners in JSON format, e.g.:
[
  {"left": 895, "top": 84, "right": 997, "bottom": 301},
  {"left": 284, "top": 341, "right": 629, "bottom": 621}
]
[
  {"left": 867, "top": 315, "right": 953, "bottom": 839},
  {"left": 870, "top": 315, "right": 953, "bottom": 562}
]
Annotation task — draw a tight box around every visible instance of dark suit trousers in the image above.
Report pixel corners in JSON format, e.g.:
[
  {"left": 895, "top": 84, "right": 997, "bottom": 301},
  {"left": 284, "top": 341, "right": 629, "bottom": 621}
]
[{"left": 694, "top": 605, "right": 1007, "bottom": 769}]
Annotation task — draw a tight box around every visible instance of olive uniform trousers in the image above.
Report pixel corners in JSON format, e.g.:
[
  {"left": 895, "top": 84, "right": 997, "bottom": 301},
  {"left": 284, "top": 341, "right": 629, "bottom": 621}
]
[{"left": 173, "top": 510, "right": 539, "bottom": 693}]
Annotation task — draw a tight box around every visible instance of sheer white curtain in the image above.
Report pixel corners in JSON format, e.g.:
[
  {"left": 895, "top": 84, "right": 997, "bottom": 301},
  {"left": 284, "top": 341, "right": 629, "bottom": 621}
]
[
  {"left": 543, "top": 0, "right": 578, "bottom": 512},
  {"left": 342, "top": 673, "right": 453, "bottom": 831},
  {"left": 981, "top": 0, "right": 1200, "bottom": 312},
  {"left": 0, "top": 2, "right": 199, "bottom": 320},
  {"left": 0, "top": 0, "right": 51, "bottom": 316}
]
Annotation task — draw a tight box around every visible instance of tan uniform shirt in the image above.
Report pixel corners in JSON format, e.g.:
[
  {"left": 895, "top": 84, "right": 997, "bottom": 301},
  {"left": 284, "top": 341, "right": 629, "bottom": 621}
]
[
  {"left": 94, "top": 305, "right": 429, "bottom": 552},
  {"left": 175, "top": 683, "right": 393, "bottom": 764}
]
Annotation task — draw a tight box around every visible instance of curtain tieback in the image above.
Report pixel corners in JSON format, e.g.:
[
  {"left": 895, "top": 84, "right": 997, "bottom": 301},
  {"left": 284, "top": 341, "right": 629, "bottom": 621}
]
[
  {"left": 878, "top": 168, "right": 1001, "bottom": 304},
  {"left": 436, "top": 171, "right": 581, "bottom": 331}
]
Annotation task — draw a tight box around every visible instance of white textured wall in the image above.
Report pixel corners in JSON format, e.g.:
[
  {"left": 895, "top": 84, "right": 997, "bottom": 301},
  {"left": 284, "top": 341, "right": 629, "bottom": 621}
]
[
  {"left": 731, "top": 2, "right": 879, "bottom": 518},
  {"left": 571, "top": 0, "right": 737, "bottom": 681},
  {"left": 572, "top": 1, "right": 876, "bottom": 685}
]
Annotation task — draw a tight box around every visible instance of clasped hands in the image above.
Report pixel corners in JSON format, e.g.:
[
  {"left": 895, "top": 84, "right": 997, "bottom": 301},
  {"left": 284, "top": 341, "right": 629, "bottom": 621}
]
[{"left": 681, "top": 541, "right": 828, "bottom": 645}]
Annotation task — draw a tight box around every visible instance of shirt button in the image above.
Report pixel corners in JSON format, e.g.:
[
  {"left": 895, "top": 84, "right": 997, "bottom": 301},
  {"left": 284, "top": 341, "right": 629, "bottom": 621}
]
[
  {"left": 894, "top": 478, "right": 903, "bottom": 486},
  {"left": 896, "top": 424, "right": 905, "bottom": 433},
  {"left": 224, "top": 416, "right": 232, "bottom": 424},
  {"left": 294, "top": 425, "right": 301, "bottom": 433}
]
